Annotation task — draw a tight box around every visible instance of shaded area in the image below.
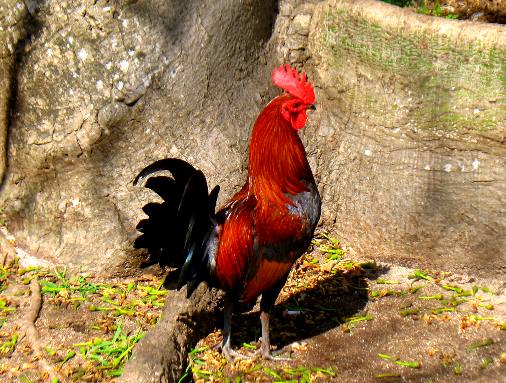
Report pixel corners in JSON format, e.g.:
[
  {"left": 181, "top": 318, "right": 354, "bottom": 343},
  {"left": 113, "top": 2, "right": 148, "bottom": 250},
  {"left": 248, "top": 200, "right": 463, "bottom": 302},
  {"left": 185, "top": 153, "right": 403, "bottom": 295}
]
[
  {"left": 0, "top": 0, "right": 280, "bottom": 273},
  {"left": 0, "top": 2, "right": 43, "bottom": 189},
  {"left": 232, "top": 265, "right": 373, "bottom": 350},
  {"left": 189, "top": 261, "right": 505, "bottom": 382}
]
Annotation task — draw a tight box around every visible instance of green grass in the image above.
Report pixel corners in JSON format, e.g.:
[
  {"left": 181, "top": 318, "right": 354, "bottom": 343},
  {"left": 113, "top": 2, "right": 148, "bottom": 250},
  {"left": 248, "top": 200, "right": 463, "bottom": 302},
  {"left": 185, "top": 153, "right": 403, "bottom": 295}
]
[
  {"left": 343, "top": 314, "right": 374, "bottom": 331},
  {"left": 418, "top": 293, "right": 443, "bottom": 300},
  {"left": 178, "top": 346, "right": 211, "bottom": 383},
  {"left": 0, "top": 334, "right": 18, "bottom": 356},
  {"left": 19, "top": 376, "right": 35, "bottom": 383},
  {"left": 380, "top": 0, "right": 412, "bottom": 6},
  {"left": 377, "top": 353, "right": 421, "bottom": 368},
  {"left": 417, "top": 1, "right": 459, "bottom": 19},
  {"left": 480, "top": 357, "right": 493, "bottom": 369},
  {"left": 0, "top": 298, "right": 16, "bottom": 314},
  {"left": 0, "top": 260, "right": 16, "bottom": 292},
  {"left": 399, "top": 307, "right": 420, "bottom": 317},
  {"left": 454, "top": 361, "right": 462, "bottom": 375},
  {"left": 467, "top": 338, "right": 494, "bottom": 352},
  {"left": 395, "top": 360, "right": 421, "bottom": 368},
  {"left": 408, "top": 270, "right": 434, "bottom": 282},
  {"left": 312, "top": 233, "right": 345, "bottom": 261},
  {"left": 38, "top": 268, "right": 167, "bottom": 318},
  {"left": 73, "top": 319, "right": 144, "bottom": 377},
  {"left": 40, "top": 269, "right": 100, "bottom": 297},
  {"left": 241, "top": 342, "right": 257, "bottom": 350}
]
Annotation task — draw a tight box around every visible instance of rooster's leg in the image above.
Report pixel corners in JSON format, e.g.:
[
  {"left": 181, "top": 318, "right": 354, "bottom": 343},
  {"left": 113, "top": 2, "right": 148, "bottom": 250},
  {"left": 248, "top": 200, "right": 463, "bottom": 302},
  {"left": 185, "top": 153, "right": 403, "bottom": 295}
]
[
  {"left": 257, "top": 275, "right": 291, "bottom": 360},
  {"left": 222, "top": 294, "right": 233, "bottom": 352},
  {"left": 222, "top": 294, "right": 250, "bottom": 360},
  {"left": 259, "top": 310, "right": 272, "bottom": 357}
]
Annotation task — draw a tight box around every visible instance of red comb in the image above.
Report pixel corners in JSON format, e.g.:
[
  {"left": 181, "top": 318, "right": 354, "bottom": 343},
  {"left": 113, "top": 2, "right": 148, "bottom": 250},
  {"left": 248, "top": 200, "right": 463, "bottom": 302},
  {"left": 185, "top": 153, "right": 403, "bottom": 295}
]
[{"left": 272, "top": 64, "right": 315, "bottom": 105}]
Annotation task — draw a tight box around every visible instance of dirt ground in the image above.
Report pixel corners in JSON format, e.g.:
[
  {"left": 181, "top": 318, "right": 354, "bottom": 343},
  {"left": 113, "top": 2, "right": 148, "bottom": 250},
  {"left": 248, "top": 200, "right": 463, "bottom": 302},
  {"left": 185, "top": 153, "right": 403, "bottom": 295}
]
[
  {"left": 0, "top": 249, "right": 167, "bottom": 383},
  {"left": 0, "top": 233, "right": 505, "bottom": 382},
  {"left": 187, "top": 235, "right": 506, "bottom": 382}
]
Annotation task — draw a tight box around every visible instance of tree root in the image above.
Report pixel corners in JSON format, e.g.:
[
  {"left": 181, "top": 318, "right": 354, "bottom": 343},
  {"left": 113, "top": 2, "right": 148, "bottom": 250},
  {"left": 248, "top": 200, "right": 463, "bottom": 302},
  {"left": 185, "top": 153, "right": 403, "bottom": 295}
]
[
  {"left": 0, "top": 229, "right": 16, "bottom": 267},
  {"left": 119, "top": 282, "right": 223, "bottom": 383},
  {"left": 19, "top": 279, "right": 65, "bottom": 383}
]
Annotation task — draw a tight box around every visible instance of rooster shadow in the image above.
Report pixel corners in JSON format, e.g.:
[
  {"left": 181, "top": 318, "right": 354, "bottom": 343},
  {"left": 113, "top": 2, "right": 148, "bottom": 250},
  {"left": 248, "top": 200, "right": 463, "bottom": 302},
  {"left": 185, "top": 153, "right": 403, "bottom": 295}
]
[
  {"left": 157, "top": 258, "right": 389, "bottom": 350},
  {"left": 198, "top": 265, "right": 388, "bottom": 349},
  {"left": 224, "top": 263, "right": 388, "bottom": 350}
]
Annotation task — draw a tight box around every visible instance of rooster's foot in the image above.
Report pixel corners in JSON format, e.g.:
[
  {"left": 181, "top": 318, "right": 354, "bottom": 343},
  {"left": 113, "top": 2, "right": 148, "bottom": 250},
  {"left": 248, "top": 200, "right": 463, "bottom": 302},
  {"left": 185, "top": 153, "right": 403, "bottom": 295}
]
[
  {"left": 253, "top": 346, "right": 292, "bottom": 361},
  {"left": 222, "top": 344, "right": 253, "bottom": 361}
]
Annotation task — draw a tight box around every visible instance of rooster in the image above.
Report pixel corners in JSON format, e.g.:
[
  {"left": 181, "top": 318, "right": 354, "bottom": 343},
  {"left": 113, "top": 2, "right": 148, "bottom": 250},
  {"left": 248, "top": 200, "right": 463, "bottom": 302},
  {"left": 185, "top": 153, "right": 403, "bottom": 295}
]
[{"left": 134, "top": 64, "right": 320, "bottom": 359}]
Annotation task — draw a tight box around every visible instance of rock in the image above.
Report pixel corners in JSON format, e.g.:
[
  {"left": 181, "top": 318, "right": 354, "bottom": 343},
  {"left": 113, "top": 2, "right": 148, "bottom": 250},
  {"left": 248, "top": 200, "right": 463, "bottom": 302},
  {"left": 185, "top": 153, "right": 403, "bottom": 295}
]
[
  {"left": 97, "top": 102, "right": 130, "bottom": 130},
  {"left": 291, "top": 14, "right": 312, "bottom": 36}
]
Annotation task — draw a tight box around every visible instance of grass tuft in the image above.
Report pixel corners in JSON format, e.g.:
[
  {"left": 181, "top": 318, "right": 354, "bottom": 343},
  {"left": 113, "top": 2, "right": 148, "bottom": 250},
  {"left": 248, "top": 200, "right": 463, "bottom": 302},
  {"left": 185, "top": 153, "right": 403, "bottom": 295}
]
[{"left": 73, "top": 319, "right": 144, "bottom": 376}]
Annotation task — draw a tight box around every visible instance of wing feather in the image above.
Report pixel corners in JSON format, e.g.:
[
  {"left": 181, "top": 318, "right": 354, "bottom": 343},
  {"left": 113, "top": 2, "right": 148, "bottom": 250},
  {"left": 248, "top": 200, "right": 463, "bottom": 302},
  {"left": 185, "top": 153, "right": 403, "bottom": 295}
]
[{"left": 214, "top": 199, "right": 255, "bottom": 291}]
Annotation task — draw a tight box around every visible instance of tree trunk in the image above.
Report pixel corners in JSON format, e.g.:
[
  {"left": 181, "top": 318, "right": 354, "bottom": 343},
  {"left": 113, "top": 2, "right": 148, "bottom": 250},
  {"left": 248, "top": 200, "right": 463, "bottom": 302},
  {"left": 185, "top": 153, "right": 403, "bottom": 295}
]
[{"left": 305, "top": 0, "right": 505, "bottom": 277}]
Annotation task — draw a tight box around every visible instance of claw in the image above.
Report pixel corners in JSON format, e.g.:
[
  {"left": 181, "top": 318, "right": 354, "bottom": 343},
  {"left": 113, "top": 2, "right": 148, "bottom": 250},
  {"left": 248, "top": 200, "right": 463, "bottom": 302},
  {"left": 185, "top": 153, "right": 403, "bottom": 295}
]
[
  {"left": 222, "top": 344, "right": 254, "bottom": 361},
  {"left": 253, "top": 344, "right": 292, "bottom": 361}
]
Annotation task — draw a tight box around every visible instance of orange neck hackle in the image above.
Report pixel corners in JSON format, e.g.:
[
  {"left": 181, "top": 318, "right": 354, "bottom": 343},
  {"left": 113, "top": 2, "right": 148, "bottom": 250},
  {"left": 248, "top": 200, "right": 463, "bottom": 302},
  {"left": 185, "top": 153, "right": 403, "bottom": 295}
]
[{"left": 247, "top": 94, "right": 313, "bottom": 206}]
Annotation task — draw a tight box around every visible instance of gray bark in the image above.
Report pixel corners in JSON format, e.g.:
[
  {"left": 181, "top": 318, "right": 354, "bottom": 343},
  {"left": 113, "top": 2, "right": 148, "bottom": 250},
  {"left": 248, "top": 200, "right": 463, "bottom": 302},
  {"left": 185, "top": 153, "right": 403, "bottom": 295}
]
[
  {"left": 0, "top": 0, "right": 278, "bottom": 274},
  {"left": 306, "top": 0, "right": 505, "bottom": 277}
]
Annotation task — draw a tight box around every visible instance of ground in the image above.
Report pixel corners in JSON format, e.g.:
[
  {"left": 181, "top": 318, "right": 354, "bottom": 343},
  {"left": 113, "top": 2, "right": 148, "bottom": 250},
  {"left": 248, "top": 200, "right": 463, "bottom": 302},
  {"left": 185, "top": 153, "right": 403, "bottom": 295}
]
[
  {"left": 185, "top": 235, "right": 505, "bottom": 382},
  {"left": 0, "top": 249, "right": 167, "bottom": 383},
  {"left": 0, "top": 233, "right": 505, "bottom": 382}
]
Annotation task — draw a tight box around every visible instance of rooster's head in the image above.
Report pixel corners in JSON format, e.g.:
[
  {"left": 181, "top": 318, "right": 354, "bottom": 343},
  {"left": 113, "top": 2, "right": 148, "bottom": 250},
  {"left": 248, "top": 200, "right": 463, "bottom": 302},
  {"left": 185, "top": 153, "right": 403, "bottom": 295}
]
[{"left": 272, "top": 64, "right": 315, "bottom": 130}]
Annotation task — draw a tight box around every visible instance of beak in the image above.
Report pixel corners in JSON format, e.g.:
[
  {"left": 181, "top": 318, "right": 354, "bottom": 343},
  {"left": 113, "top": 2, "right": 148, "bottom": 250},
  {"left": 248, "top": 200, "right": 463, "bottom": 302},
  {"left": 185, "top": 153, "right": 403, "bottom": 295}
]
[{"left": 307, "top": 104, "right": 316, "bottom": 111}]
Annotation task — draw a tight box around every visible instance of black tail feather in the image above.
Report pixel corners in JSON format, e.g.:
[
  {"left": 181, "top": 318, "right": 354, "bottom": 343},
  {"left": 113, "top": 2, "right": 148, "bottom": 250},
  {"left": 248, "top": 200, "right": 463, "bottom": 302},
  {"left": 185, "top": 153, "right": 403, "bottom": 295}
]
[
  {"left": 133, "top": 158, "right": 218, "bottom": 296},
  {"left": 144, "top": 177, "right": 176, "bottom": 202},
  {"left": 176, "top": 170, "right": 213, "bottom": 290},
  {"left": 141, "top": 202, "right": 164, "bottom": 218},
  {"left": 208, "top": 185, "right": 220, "bottom": 215},
  {"left": 134, "top": 158, "right": 195, "bottom": 187}
]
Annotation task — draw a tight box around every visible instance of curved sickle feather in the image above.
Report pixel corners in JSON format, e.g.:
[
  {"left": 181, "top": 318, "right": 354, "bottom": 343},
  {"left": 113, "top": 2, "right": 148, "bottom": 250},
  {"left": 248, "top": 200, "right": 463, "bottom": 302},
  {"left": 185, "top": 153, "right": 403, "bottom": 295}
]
[{"left": 133, "top": 158, "right": 195, "bottom": 187}]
